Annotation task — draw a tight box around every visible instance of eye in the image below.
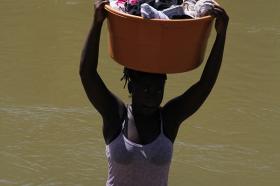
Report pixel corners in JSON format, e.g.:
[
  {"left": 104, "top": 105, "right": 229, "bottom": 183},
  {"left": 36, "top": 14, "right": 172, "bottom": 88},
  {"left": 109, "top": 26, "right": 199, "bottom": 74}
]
[
  {"left": 143, "top": 88, "right": 149, "bottom": 93},
  {"left": 156, "top": 89, "right": 162, "bottom": 94}
]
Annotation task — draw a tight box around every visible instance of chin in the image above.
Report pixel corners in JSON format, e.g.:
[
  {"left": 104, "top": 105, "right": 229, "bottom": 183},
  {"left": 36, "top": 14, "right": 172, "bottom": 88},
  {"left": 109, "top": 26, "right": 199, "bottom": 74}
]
[
  {"left": 132, "top": 103, "right": 160, "bottom": 116},
  {"left": 141, "top": 106, "right": 159, "bottom": 115}
]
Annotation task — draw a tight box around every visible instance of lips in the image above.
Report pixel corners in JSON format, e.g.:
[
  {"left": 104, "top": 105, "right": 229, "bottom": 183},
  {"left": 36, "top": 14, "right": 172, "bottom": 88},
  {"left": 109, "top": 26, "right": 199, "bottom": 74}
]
[{"left": 143, "top": 105, "right": 157, "bottom": 110}]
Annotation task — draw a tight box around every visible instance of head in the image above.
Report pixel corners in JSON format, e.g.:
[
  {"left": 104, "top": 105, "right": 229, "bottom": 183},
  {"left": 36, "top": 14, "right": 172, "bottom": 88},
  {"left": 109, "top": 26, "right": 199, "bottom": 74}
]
[{"left": 121, "top": 68, "right": 167, "bottom": 115}]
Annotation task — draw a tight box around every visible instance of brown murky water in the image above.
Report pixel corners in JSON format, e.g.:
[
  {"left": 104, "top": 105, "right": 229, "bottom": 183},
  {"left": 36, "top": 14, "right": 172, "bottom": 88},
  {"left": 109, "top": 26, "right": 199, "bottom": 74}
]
[{"left": 1, "top": 0, "right": 279, "bottom": 185}]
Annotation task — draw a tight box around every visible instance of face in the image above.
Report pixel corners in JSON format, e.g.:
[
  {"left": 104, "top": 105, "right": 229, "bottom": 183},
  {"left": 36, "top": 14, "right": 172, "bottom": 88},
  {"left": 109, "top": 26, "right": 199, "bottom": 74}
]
[{"left": 130, "top": 75, "right": 165, "bottom": 116}]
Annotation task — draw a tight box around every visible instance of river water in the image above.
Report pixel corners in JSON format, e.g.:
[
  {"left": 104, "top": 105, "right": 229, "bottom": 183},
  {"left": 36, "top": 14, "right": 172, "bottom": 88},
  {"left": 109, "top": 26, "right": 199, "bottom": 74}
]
[{"left": 0, "top": 0, "right": 279, "bottom": 185}]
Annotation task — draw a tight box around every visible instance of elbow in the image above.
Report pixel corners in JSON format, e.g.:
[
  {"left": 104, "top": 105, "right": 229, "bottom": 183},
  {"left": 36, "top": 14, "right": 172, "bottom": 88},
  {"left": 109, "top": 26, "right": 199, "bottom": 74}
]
[
  {"left": 197, "top": 80, "right": 214, "bottom": 98},
  {"left": 79, "top": 66, "right": 86, "bottom": 80},
  {"left": 79, "top": 67, "right": 90, "bottom": 82},
  {"left": 79, "top": 55, "right": 86, "bottom": 77},
  {"left": 79, "top": 61, "right": 90, "bottom": 82},
  {"left": 79, "top": 58, "right": 97, "bottom": 78},
  {"left": 79, "top": 64, "right": 98, "bottom": 84},
  {"left": 79, "top": 58, "right": 91, "bottom": 78},
  {"left": 79, "top": 64, "right": 85, "bottom": 78}
]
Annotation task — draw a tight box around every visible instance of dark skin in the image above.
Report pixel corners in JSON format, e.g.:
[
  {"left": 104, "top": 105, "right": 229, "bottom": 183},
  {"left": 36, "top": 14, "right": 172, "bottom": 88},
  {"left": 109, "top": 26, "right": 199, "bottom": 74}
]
[{"left": 80, "top": 0, "right": 229, "bottom": 145}]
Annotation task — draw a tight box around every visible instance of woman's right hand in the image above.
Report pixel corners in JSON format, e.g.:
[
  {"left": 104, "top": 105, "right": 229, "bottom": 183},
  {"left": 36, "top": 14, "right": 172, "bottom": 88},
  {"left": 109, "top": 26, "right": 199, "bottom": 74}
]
[{"left": 94, "top": 0, "right": 109, "bottom": 24}]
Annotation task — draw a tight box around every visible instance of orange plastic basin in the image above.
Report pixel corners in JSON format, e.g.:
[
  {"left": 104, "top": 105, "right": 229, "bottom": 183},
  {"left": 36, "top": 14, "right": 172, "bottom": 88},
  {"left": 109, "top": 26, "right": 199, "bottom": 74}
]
[{"left": 105, "top": 5, "right": 214, "bottom": 73}]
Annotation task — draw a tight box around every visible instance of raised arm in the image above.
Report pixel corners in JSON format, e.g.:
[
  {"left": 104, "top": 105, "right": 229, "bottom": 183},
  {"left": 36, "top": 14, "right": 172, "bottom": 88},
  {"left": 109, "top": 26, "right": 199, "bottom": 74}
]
[
  {"left": 79, "top": 0, "right": 125, "bottom": 135},
  {"left": 163, "top": 5, "right": 229, "bottom": 127}
]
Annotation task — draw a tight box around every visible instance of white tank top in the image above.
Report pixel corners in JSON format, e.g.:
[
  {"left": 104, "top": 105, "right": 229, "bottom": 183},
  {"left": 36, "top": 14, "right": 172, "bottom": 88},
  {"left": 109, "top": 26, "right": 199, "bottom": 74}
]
[{"left": 105, "top": 106, "right": 173, "bottom": 186}]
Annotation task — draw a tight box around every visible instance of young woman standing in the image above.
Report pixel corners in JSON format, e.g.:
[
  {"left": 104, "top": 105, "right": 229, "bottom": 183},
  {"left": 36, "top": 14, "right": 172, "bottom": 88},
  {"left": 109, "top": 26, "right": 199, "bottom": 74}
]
[{"left": 79, "top": 1, "right": 229, "bottom": 185}]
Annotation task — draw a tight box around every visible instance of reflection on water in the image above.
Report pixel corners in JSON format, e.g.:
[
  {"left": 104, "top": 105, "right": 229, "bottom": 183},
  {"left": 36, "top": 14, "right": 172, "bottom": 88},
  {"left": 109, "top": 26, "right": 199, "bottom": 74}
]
[{"left": 0, "top": 0, "right": 280, "bottom": 185}]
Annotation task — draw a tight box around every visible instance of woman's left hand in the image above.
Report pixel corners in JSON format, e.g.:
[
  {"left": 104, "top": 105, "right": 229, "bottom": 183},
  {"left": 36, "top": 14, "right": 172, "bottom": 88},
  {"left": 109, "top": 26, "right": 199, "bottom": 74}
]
[{"left": 211, "top": 5, "right": 229, "bottom": 35}]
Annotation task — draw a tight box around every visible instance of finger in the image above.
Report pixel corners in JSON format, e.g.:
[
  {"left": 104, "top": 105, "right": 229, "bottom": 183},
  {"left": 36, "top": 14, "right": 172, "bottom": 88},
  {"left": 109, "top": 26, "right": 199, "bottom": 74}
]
[
  {"left": 209, "top": 8, "right": 223, "bottom": 17},
  {"left": 214, "top": 7, "right": 229, "bottom": 20},
  {"left": 212, "top": 5, "right": 222, "bottom": 10},
  {"left": 213, "top": 5, "right": 225, "bottom": 12},
  {"left": 212, "top": 0, "right": 220, "bottom": 6},
  {"left": 94, "top": 0, "right": 107, "bottom": 8},
  {"left": 213, "top": 8, "right": 225, "bottom": 17},
  {"left": 94, "top": 1, "right": 101, "bottom": 7}
]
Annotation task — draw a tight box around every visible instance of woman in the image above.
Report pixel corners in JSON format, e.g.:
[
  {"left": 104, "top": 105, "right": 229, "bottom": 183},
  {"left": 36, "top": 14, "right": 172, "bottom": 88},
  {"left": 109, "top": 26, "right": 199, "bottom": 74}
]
[{"left": 79, "top": 0, "right": 229, "bottom": 185}]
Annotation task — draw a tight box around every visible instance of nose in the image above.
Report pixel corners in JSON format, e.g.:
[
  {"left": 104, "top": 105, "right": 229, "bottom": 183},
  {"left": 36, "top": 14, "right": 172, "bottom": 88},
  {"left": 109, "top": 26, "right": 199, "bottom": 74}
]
[
  {"left": 144, "top": 87, "right": 162, "bottom": 96},
  {"left": 143, "top": 88, "right": 163, "bottom": 105}
]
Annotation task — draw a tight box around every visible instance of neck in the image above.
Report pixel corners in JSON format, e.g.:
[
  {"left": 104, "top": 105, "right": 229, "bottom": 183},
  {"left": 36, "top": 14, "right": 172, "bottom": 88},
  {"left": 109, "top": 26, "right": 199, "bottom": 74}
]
[{"left": 131, "top": 106, "right": 160, "bottom": 123}]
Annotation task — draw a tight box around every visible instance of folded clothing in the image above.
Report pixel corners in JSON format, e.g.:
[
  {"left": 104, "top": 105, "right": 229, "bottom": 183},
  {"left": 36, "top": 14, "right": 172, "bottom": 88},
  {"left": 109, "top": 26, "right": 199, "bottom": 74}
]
[{"left": 109, "top": 0, "right": 215, "bottom": 19}]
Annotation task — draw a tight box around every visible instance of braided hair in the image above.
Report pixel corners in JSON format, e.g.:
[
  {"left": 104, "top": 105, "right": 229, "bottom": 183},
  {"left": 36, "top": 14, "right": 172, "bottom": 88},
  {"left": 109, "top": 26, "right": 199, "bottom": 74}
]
[{"left": 121, "top": 67, "right": 167, "bottom": 88}]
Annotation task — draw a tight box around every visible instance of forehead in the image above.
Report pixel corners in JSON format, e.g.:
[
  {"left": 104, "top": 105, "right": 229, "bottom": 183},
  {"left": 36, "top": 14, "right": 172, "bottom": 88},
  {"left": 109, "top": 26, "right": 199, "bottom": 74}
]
[{"left": 134, "top": 75, "right": 165, "bottom": 86}]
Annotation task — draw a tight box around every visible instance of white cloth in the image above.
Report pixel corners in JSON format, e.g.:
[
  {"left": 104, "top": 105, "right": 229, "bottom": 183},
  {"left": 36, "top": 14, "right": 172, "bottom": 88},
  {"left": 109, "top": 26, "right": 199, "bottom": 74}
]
[
  {"left": 183, "top": 0, "right": 215, "bottom": 18},
  {"left": 109, "top": 0, "right": 216, "bottom": 19},
  {"left": 141, "top": 3, "right": 170, "bottom": 19}
]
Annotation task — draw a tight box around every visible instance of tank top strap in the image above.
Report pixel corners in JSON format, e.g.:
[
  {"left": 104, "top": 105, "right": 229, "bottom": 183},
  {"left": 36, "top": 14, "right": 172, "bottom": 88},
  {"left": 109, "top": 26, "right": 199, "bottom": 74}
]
[
  {"left": 124, "top": 105, "right": 164, "bottom": 135},
  {"left": 121, "top": 118, "right": 125, "bottom": 130},
  {"left": 122, "top": 104, "right": 132, "bottom": 130}
]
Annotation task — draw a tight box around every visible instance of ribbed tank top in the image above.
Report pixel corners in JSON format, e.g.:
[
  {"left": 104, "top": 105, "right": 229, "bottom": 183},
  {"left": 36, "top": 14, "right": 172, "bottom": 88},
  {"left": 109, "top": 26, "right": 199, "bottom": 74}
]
[{"left": 105, "top": 106, "right": 173, "bottom": 186}]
